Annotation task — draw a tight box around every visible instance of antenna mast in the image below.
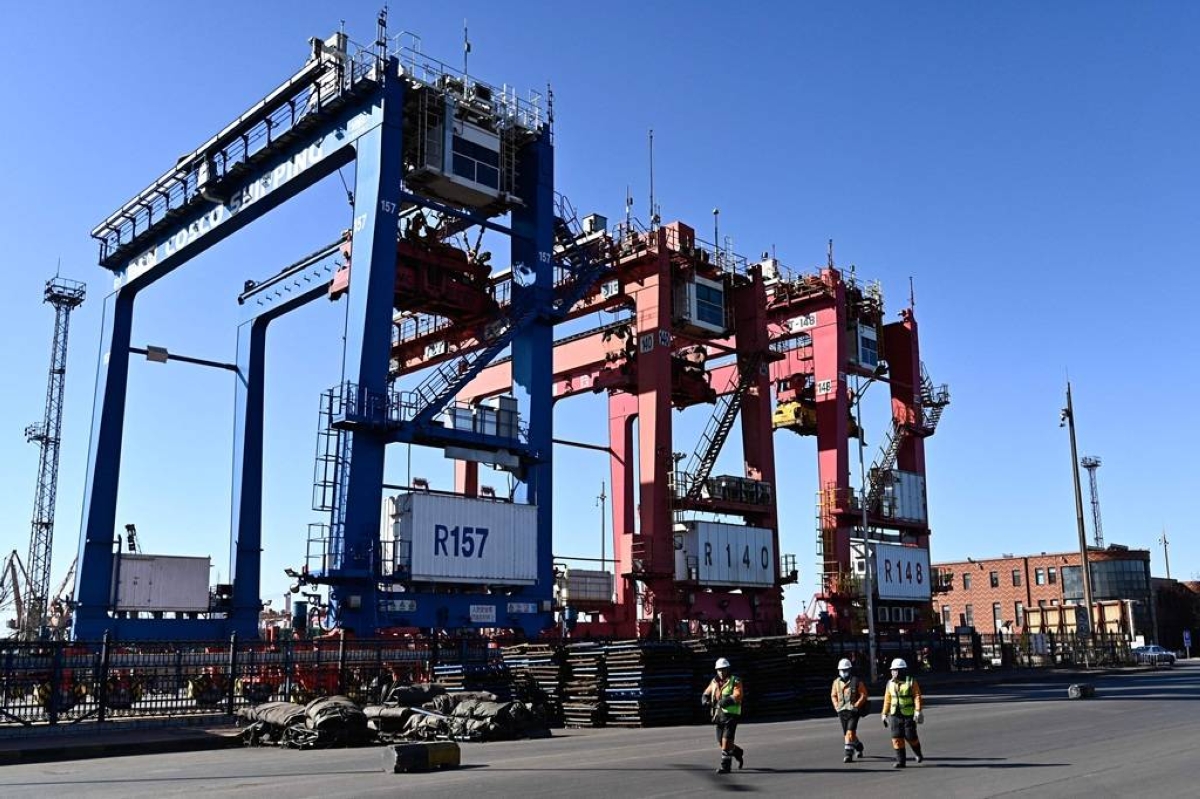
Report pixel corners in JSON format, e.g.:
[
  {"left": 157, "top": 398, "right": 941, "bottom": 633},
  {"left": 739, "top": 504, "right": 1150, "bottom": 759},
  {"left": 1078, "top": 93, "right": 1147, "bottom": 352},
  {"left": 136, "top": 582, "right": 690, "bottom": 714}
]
[
  {"left": 1080, "top": 455, "right": 1104, "bottom": 548},
  {"left": 22, "top": 276, "right": 86, "bottom": 640}
]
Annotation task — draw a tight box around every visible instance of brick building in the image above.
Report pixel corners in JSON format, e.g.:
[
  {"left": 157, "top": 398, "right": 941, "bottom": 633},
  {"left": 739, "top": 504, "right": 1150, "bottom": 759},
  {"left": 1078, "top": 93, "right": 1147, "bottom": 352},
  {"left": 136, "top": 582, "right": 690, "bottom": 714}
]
[{"left": 932, "top": 544, "right": 1154, "bottom": 640}]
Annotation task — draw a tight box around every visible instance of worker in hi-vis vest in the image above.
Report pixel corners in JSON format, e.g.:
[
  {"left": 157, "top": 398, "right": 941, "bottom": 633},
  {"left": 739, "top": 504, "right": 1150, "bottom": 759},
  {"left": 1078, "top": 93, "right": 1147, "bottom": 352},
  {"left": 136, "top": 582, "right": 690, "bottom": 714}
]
[
  {"left": 881, "top": 657, "right": 926, "bottom": 768},
  {"left": 701, "top": 657, "right": 745, "bottom": 774},
  {"left": 830, "top": 657, "right": 869, "bottom": 763}
]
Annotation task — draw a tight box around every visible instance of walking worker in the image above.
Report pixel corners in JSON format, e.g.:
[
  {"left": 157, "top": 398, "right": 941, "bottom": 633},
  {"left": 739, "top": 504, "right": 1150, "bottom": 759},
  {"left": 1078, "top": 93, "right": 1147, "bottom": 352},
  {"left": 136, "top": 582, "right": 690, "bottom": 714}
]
[
  {"left": 701, "top": 657, "right": 744, "bottom": 774},
  {"left": 881, "top": 657, "right": 925, "bottom": 768},
  {"left": 830, "top": 657, "right": 868, "bottom": 763}
]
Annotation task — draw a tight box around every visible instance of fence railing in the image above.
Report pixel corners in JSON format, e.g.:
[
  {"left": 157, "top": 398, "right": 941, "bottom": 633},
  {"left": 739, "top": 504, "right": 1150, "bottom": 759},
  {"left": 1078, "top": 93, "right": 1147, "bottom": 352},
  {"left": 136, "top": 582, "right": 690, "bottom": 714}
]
[
  {"left": 0, "top": 630, "right": 1133, "bottom": 730},
  {"left": 0, "top": 633, "right": 493, "bottom": 730}
]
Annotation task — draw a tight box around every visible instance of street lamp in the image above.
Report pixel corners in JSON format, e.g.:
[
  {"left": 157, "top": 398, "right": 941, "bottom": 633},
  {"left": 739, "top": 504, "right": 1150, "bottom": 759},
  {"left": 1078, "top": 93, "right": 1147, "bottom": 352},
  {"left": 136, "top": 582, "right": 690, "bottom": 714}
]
[
  {"left": 1060, "top": 383, "right": 1095, "bottom": 629},
  {"left": 852, "top": 361, "right": 888, "bottom": 683}
]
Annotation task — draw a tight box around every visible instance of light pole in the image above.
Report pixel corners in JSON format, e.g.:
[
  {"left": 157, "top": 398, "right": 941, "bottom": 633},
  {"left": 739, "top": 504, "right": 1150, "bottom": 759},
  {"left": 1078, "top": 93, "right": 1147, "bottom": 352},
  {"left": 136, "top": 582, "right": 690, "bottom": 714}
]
[
  {"left": 853, "top": 363, "right": 887, "bottom": 684},
  {"left": 1061, "top": 382, "right": 1095, "bottom": 643}
]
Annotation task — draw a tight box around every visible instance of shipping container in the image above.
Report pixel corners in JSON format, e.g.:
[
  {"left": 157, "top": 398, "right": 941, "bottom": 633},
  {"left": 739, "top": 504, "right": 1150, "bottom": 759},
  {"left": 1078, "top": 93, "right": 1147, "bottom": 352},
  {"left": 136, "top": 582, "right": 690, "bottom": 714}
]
[
  {"left": 890, "top": 470, "right": 928, "bottom": 522},
  {"left": 387, "top": 493, "right": 538, "bottom": 585},
  {"left": 674, "top": 522, "right": 775, "bottom": 587},
  {"left": 111, "top": 554, "right": 211, "bottom": 612},
  {"left": 556, "top": 568, "right": 613, "bottom": 607}
]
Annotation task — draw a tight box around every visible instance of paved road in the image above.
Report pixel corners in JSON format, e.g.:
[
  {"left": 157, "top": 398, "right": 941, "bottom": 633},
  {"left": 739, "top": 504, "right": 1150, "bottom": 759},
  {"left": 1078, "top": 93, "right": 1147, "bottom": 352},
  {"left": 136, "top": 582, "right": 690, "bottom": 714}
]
[{"left": 2, "top": 663, "right": 1195, "bottom": 798}]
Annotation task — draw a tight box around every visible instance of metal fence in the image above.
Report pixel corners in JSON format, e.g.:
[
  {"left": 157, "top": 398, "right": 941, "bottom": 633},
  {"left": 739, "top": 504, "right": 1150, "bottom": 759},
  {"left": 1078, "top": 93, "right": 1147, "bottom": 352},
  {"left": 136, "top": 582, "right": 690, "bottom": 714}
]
[
  {"left": 821, "top": 629, "right": 1133, "bottom": 677},
  {"left": 0, "top": 634, "right": 490, "bottom": 729},
  {"left": 0, "top": 630, "right": 1132, "bottom": 731}
]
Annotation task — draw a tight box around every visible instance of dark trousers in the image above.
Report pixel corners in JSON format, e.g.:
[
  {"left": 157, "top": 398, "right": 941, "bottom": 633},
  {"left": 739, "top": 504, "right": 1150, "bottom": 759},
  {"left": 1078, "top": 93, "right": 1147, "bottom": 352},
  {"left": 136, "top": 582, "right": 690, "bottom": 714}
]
[
  {"left": 715, "top": 716, "right": 740, "bottom": 748},
  {"left": 889, "top": 714, "right": 919, "bottom": 743}
]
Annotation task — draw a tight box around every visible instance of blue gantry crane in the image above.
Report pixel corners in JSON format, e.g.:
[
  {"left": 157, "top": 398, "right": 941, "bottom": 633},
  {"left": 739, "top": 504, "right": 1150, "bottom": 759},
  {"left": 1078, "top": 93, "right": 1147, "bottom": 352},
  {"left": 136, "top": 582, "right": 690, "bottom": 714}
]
[
  {"left": 23, "top": 277, "right": 86, "bottom": 640},
  {"left": 74, "top": 17, "right": 596, "bottom": 640}
]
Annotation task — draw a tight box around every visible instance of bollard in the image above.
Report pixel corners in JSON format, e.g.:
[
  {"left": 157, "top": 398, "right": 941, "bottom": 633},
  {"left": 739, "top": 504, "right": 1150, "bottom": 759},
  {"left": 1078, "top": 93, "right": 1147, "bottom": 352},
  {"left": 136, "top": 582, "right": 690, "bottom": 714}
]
[
  {"left": 384, "top": 741, "right": 461, "bottom": 773},
  {"left": 1067, "top": 683, "right": 1095, "bottom": 700}
]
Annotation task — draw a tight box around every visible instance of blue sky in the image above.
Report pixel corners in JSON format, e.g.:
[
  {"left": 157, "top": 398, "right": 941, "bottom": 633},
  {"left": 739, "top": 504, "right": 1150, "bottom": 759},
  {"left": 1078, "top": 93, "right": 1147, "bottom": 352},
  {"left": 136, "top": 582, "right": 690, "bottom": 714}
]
[{"left": 1, "top": 1, "right": 1197, "bottom": 630}]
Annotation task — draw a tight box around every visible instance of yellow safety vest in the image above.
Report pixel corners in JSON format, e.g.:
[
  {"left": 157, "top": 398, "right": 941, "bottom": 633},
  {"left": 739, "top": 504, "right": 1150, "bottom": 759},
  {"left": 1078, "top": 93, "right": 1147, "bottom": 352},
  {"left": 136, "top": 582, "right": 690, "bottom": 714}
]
[
  {"left": 888, "top": 677, "right": 916, "bottom": 716},
  {"left": 715, "top": 676, "right": 742, "bottom": 716}
]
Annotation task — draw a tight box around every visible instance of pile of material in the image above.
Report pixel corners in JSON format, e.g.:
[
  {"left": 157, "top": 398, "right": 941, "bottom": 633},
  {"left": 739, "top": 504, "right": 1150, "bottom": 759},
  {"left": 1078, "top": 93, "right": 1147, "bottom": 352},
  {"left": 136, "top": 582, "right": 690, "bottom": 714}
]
[
  {"left": 238, "top": 695, "right": 370, "bottom": 749},
  {"left": 433, "top": 661, "right": 513, "bottom": 699},
  {"left": 741, "top": 637, "right": 799, "bottom": 719},
  {"left": 562, "top": 642, "right": 605, "bottom": 727},
  {"left": 603, "top": 641, "right": 693, "bottom": 727},
  {"left": 367, "top": 685, "right": 548, "bottom": 742},
  {"left": 501, "top": 643, "right": 566, "bottom": 726},
  {"left": 240, "top": 683, "right": 551, "bottom": 747},
  {"left": 787, "top": 640, "right": 841, "bottom": 714}
]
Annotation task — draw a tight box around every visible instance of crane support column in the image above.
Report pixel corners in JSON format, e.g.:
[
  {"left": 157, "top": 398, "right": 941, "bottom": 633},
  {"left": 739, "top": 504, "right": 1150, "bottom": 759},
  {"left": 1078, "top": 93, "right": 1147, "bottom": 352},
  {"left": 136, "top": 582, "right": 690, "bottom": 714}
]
[
  {"left": 607, "top": 392, "right": 638, "bottom": 636},
  {"left": 811, "top": 271, "right": 852, "bottom": 596},
  {"left": 731, "top": 268, "right": 784, "bottom": 631},
  {"left": 329, "top": 82, "right": 407, "bottom": 633},
  {"left": 508, "top": 128, "right": 556, "bottom": 621},
  {"left": 74, "top": 290, "right": 135, "bottom": 638}
]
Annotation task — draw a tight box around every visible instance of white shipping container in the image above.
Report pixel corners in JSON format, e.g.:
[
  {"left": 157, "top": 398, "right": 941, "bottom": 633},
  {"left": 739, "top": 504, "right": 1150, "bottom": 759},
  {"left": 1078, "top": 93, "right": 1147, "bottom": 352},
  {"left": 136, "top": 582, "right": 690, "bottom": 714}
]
[
  {"left": 112, "top": 554, "right": 211, "bottom": 612},
  {"left": 891, "top": 471, "right": 928, "bottom": 522},
  {"left": 676, "top": 522, "right": 775, "bottom": 587},
  {"left": 559, "top": 569, "right": 613, "bottom": 605},
  {"left": 393, "top": 493, "right": 538, "bottom": 585}
]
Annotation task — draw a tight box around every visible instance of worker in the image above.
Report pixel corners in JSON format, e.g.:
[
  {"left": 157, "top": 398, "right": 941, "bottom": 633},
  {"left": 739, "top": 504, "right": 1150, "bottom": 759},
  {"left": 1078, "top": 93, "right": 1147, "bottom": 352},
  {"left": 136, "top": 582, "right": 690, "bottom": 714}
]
[
  {"left": 701, "top": 657, "right": 744, "bottom": 774},
  {"left": 830, "top": 657, "right": 868, "bottom": 763},
  {"left": 881, "top": 657, "right": 925, "bottom": 768}
]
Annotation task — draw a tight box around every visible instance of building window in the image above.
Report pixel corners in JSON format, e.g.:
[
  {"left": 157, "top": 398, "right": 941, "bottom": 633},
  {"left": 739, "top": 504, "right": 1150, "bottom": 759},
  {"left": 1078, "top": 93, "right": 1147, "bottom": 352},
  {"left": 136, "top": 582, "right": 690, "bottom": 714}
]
[
  {"left": 989, "top": 571, "right": 999, "bottom": 588},
  {"left": 1012, "top": 569, "right": 1022, "bottom": 587},
  {"left": 1048, "top": 567, "right": 1057, "bottom": 584},
  {"left": 941, "top": 605, "right": 951, "bottom": 630},
  {"left": 963, "top": 573, "right": 972, "bottom": 590},
  {"left": 1035, "top": 568, "right": 1045, "bottom": 585},
  {"left": 964, "top": 604, "right": 974, "bottom": 627},
  {"left": 1050, "top": 599, "right": 1059, "bottom": 606},
  {"left": 993, "top": 602, "right": 1003, "bottom": 633},
  {"left": 1038, "top": 599, "right": 1046, "bottom": 608},
  {"left": 1015, "top": 602, "right": 1025, "bottom": 627}
]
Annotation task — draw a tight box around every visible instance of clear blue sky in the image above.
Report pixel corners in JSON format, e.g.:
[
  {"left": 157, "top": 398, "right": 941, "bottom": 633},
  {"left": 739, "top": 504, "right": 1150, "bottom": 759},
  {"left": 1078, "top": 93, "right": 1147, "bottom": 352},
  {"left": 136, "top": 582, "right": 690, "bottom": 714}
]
[{"left": 2, "top": 1, "right": 1197, "bottom": 629}]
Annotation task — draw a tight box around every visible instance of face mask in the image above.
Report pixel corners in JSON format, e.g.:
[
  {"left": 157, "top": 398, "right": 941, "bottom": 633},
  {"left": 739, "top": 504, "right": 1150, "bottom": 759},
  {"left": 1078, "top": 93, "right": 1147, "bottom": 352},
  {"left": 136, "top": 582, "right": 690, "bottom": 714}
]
[{"left": 839, "top": 670, "right": 850, "bottom": 679}]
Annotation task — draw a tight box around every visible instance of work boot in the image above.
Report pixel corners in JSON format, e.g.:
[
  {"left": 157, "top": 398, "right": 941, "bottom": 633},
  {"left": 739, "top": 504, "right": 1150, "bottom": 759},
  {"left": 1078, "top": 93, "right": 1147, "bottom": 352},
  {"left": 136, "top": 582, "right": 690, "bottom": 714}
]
[
  {"left": 734, "top": 747, "right": 744, "bottom": 769},
  {"left": 893, "top": 748, "right": 907, "bottom": 769},
  {"left": 911, "top": 743, "right": 924, "bottom": 764},
  {"left": 843, "top": 750, "right": 854, "bottom": 764},
  {"left": 854, "top": 741, "right": 865, "bottom": 759},
  {"left": 717, "top": 752, "right": 732, "bottom": 774}
]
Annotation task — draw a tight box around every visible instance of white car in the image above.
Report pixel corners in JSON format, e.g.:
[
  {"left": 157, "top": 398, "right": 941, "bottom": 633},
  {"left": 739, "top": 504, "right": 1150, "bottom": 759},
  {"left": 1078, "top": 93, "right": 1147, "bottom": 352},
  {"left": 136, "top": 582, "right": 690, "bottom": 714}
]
[{"left": 1133, "top": 645, "right": 1176, "bottom": 666}]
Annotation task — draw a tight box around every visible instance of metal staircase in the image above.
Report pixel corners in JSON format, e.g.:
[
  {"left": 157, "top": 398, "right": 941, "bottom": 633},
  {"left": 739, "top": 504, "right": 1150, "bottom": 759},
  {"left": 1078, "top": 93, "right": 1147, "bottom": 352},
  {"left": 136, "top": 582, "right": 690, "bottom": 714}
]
[
  {"left": 864, "top": 363, "right": 949, "bottom": 512},
  {"left": 682, "top": 350, "right": 768, "bottom": 500},
  {"left": 409, "top": 294, "right": 540, "bottom": 426}
]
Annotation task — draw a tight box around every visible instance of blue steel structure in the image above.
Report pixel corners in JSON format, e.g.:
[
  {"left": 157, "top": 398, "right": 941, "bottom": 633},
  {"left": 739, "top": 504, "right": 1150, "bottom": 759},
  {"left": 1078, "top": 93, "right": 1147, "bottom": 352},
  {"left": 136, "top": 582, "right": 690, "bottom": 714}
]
[{"left": 75, "top": 26, "right": 568, "bottom": 640}]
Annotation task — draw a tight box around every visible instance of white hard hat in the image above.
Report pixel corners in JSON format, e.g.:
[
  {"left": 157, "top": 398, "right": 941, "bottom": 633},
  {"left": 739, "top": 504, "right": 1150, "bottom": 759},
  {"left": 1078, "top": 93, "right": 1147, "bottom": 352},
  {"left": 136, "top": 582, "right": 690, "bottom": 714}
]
[
  {"left": 715, "top": 657, "right": 732, "bottom": 670},
  {"left": 890, "top": 658, "right": 908, "bottom": 670},
  {"left": 837, "top": 658, "right": 853, "bottom": 670}
]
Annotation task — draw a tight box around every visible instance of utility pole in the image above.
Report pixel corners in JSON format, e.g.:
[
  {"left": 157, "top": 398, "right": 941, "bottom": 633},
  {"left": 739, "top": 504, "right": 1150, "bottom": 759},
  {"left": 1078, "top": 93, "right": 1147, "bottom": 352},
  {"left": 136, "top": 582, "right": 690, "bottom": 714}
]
[
  {"left": 1061, "top": 382, "right": 1095, "bottom": 638},
  {"left": 1159, "top": 528, "right": 1171, "bottom": 580},
  {"left": 597, "top": 482, "right": 607, "bottom": 569},
  {"left": 855, "top": 375, "right": 879, "bottom": 684}
]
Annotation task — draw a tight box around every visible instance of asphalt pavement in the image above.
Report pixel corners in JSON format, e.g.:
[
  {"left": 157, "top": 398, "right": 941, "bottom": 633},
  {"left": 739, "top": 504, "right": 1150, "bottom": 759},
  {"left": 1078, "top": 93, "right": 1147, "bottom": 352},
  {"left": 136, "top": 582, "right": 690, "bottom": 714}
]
[{"left": 1, "top": 662, "right": 1195, "bottom": 798}]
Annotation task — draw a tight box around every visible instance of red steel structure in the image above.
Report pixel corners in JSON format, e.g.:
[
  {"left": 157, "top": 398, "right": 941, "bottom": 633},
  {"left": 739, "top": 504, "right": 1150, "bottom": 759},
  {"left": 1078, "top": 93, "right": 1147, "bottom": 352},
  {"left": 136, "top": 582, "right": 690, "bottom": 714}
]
[{"left": 386, "top": 215, "right": 947, "bottom": 638}]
